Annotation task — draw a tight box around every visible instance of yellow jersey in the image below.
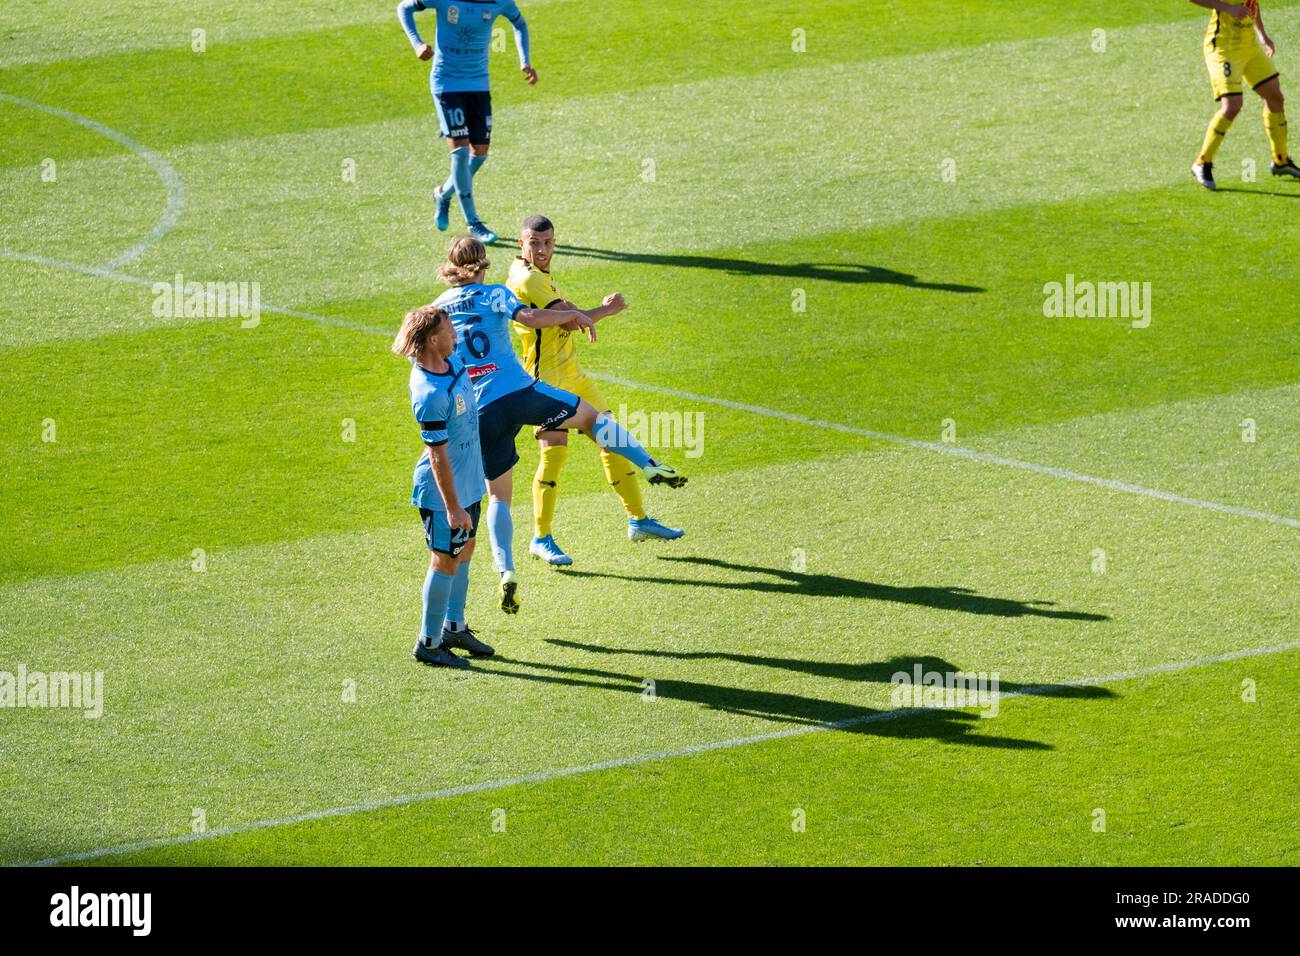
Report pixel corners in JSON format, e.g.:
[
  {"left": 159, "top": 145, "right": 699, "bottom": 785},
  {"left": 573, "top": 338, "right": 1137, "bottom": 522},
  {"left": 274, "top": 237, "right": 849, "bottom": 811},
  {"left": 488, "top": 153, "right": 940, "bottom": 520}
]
[
  {"left": 1206, "top": 1, "right": 1258, "bottom": 52},
  {"left": 507, "top": 256, "right": 579, "bottom": 381}
]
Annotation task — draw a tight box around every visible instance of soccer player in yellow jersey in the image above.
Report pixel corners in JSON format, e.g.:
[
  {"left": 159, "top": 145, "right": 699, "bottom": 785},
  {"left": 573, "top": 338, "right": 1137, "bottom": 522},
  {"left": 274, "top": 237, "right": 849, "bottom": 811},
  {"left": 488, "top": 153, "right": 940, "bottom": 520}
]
[
  {"left": 508, "top": 215, "right": 685, "bottom": 566},
  {"left": 1192, "top": 0, "right": 1300, "bottom": 189}
]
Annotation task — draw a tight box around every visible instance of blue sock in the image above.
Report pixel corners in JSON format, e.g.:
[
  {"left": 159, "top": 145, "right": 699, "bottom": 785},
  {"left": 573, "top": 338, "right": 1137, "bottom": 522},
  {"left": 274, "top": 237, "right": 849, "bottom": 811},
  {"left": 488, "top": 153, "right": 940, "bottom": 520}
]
[
  {"left": 440, "top": 154, "right": 485, "bottom": 199},
  {"left": 591, "top": 415, "right": 652, "bottom": 469},
  {"left": 449, "top": 146, "right": 479, "bottom": 223},
  {"left": 421, "top": 568, "right": 455, "bottom": 644},
  {"left": 487, "top": 499, "right": 514, "bottom": 574},
  {"left": 444, "top": 560, "right": 470, "bottom": 631}
]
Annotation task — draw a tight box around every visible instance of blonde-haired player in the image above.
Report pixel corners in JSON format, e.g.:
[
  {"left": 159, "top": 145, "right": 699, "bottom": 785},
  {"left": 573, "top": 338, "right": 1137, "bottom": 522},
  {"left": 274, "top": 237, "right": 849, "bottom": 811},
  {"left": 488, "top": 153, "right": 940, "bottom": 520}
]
[
  {"left": 508, "top": 215, "right": 685, "bottom": 567},
  {"left": 1192, "top": 0, "right": 1300, "bottom": 189}
]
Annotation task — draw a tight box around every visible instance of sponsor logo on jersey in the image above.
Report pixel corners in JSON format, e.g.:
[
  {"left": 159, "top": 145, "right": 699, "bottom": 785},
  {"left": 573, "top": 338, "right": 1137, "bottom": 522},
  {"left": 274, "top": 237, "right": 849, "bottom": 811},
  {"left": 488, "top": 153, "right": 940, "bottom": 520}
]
[{"left": 467, "top": 363, "right": 499, "bottom": 379}]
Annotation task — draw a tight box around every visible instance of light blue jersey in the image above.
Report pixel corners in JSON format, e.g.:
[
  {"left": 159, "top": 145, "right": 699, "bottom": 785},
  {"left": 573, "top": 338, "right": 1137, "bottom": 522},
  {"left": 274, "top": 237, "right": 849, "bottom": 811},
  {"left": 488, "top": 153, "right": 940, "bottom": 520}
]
[
  {"left": 432, "top": 282, "right": 535, "bottom": 409},
  {"left": 397, "top": 0, "right": 531, "bottom": 94},
  {"left": 410, "top": 356, "right": 485, "bottom": 510}
]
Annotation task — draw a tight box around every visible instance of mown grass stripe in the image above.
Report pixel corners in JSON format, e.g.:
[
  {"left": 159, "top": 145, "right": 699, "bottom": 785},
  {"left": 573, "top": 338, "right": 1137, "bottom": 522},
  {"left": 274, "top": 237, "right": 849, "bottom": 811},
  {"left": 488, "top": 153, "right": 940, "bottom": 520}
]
[{"left": 17, "top": 640, "right": 1298, "bottom": 867}]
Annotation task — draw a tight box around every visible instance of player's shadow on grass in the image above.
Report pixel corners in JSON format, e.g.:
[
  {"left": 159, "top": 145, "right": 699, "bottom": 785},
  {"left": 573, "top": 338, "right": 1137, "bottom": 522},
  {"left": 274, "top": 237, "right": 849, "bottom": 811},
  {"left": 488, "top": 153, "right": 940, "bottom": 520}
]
[
  {"left": 554, "top": 244, "right": 984, "bottom": 292},
  {"left": 481, "top": 657, "right": 1050, "bottom": 749},
  {"left": 1215, "top": 186, "right": 1300, "bottom": 199},
  {"left": 543, "top": 643, "right": 1114, "bottom": 700},
  {"left": 560, "top": 556, "right": 1109, "bottom": 622}
]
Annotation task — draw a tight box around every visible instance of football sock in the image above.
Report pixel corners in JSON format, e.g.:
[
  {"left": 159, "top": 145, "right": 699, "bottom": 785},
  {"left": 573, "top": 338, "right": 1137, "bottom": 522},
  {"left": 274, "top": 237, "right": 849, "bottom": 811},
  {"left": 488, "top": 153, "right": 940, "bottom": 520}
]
[
  {"left": 421, "top": 568, "right": 455, "bottom": 646},
  {"left": 589, "top": 415, "right": 652, "bottom": 469},
  {"left": 449, "top": 146, "right": 480, "bottom": 222},
  {"left": 440, "top": 153, "right": 488, "bottom": 199},
  {"left": 1199, "top": 112, "right": 1234, "bottom": 163},
  {"left": 601, "top": 448, "right": 646, "bottom": 520},
  {"left": 1263, "top": 109, "right": 1289, "bottom": 164},
  {"left": 443, "top": 560, "right": 471, "bottom": 632},
  {"left": 533, "top": 444, "right": 569, "bottom": 537},
  {"left": 487, "top": 498, "right": 515, "bottom": 573}
]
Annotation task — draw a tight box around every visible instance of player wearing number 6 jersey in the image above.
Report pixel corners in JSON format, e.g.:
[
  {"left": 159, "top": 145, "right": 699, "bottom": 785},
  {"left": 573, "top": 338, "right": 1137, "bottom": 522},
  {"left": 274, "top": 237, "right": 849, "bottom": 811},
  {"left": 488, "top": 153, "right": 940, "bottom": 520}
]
[
  {"left": 431, "top": 236, "right": 688, "bottom": 615},
  {"left": 1191, "top": 0, "right": 1300, "bottom": 189},
  {"left": 397, "top": 0, "right": 538, "bottom": 243}
]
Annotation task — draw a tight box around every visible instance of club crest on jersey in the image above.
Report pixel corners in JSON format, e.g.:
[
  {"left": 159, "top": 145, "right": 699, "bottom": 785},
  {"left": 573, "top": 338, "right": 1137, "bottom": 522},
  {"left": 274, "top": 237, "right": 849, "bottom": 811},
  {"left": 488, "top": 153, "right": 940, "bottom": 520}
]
[
  {"left": 447, "top": 5, "right": 459, "bottom": 24},
  {"left": 455, "top": 393, "right": 468, "bottom": 415}
]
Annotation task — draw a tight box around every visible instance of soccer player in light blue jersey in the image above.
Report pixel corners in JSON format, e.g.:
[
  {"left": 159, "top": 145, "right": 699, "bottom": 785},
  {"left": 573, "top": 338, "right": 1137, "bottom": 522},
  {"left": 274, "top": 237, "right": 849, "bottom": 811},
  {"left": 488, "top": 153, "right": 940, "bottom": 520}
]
[
  {"left": 397, "top": 0, "right": 536, "bottom": 244},
  {"left": 393, "top": 302, "right": 495, "bottom": 668},
  {"left": 433, "top": 237, "right": 688, "bottom": 614}
]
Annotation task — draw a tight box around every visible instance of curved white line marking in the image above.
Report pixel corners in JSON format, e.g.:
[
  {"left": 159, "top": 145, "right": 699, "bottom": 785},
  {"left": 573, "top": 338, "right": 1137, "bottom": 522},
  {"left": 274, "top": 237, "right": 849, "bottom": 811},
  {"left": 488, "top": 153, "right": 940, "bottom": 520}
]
[{"left": 0, "top": 92, "right": 185, "bottom": 269}]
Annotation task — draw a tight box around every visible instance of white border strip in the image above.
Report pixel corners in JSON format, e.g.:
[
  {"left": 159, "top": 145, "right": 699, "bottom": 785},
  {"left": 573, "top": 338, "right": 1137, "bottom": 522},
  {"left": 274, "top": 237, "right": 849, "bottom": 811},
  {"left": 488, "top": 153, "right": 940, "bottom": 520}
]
[{"left": 14, "top": 640, "right": 1300, "bottom": 867}]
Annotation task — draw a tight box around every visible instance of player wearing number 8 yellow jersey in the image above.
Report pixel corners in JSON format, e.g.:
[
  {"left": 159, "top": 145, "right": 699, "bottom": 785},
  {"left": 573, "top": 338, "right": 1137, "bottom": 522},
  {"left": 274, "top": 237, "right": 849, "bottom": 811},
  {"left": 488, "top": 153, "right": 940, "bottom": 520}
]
[
  {"left": 508, "top": 215, "right": 685, "bottom": 567},
  {"left": 1192, "top": 0, "right": 1300, "bottom": 188}
]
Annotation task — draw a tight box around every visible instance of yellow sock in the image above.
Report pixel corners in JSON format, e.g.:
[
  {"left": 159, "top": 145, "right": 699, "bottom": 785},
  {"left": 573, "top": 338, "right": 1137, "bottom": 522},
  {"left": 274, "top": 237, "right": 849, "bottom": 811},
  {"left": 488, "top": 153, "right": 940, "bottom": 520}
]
[
  {"left": 533, "top": 443, "right": 569, "bottom": 537},
  {"left": 1263, "top": 109, "right": 1289, "bottom": 165},
  {"left": 1199, "top": 112, "right": 1235, "bottom": 163},
  {"left": 600, "top": 448, "right": 645, "bottom": 520}
]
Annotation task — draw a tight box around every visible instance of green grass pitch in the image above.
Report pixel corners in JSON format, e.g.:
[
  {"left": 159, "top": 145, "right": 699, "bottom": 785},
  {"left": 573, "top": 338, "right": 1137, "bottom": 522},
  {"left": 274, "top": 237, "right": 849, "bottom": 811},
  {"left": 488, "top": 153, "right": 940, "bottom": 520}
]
[{"left": 1, "top": 0, "right": 1297, "bottom": 866}]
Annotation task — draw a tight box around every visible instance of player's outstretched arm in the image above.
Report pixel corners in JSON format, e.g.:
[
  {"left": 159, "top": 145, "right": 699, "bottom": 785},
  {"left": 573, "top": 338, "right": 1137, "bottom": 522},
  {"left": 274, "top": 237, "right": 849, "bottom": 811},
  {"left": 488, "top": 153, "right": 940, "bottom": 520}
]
[
  {"left": 515, "top": 306, "right": 591, "bottom": 329},
  {"left": 397, "top": 0, "right": 432, "bottom": 59},
  {"left": 558, "top": 294, "right": 625, "bottom": 323},
  {"left": 557, "top": 294, "right": 626, "bottom": 340}
]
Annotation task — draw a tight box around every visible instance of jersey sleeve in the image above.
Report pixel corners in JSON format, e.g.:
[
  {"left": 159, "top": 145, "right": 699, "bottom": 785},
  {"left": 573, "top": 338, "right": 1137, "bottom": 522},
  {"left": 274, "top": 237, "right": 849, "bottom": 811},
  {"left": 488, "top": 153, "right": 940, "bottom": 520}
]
[
  {"left": 415, "top": 388, "right": 451, "bottom": 447},
  {"left": 396, "top": 0, "right": 430, "bottom": 50},
  {"left": 492, "top": 284, "right": 526, "bottom": 319},
  {"left": 500, "top": 2, "right": 530, "bottom": 67}
]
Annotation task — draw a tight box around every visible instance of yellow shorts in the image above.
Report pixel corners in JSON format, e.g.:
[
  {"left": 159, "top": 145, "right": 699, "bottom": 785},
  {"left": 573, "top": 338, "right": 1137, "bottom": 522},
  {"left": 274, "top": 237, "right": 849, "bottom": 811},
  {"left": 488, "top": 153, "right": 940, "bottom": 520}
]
[
  {"left": 533, "top": 367, "right": 607, "bottom": 436},
  {"left": 1205, "top": 41, "right": 1278, "bottom": 98}
]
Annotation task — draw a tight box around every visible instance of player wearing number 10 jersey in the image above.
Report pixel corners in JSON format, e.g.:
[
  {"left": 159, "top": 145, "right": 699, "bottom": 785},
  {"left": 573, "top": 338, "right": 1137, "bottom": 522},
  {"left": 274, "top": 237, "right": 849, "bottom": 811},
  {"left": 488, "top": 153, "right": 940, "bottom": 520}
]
[
  {"left": 397, "top": 0, "right": 538, "bottom": 243},
  {"left": 431, "top": 237, "right": 688, "bottom": 616}
]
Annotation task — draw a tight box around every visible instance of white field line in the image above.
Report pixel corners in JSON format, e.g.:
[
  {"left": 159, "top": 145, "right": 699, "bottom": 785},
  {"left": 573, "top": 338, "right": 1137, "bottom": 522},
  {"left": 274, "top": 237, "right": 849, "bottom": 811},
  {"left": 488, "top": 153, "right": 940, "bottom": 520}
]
[
  {"left": 589, "top": 375, "right": 1300, "bottom": 529},
  {"left": 1, "top": 93, "right": 187, "bottom": 270},
  {"left": 5, "top": 253, "right": 1299, "bottom": 530},
  {"left": 14, "top": 640, "right": 1300, "bottom": 867}
]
